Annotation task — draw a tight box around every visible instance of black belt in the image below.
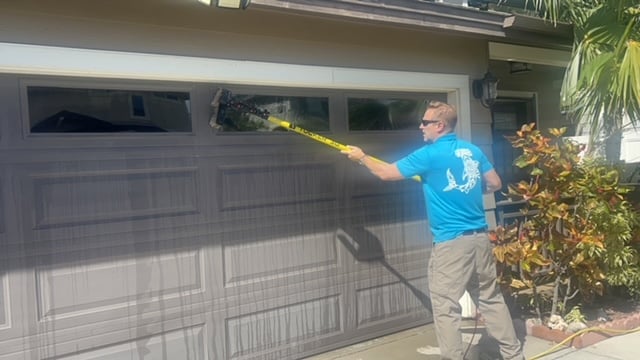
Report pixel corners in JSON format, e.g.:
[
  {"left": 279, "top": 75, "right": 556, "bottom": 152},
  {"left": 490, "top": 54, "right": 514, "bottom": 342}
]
[{"left": 461, "top": 227, "right": 487, "bottom": 235}]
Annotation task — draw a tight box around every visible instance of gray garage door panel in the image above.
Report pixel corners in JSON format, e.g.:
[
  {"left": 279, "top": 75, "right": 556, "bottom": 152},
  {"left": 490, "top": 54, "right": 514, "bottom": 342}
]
[
  {"left": 0, "top": 75, "right": 433, "bottom": 360},
  {"left": 0, "top": 158, "right": 432, "bottom": 360},
  {"left": 56, "top": 325, "right": 207, "bottom": 360}
]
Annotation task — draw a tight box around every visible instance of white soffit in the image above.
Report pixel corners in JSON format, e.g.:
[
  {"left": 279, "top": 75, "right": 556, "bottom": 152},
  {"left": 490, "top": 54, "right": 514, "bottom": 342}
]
[
  {"left": 0, "top": 42, "right": 473, "bottom": 139},
  {"left": 489, "top": 42, "right": 570, "bottom": 67}
]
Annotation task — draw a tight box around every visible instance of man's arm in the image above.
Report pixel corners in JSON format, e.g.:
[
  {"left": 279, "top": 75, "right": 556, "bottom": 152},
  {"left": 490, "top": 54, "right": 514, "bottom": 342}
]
[
  {"left": 483, "top": 169, "right": 502, "bottom": 194},
  {"left": 341, "top": 146, "right": 405, "bottom": 181}
]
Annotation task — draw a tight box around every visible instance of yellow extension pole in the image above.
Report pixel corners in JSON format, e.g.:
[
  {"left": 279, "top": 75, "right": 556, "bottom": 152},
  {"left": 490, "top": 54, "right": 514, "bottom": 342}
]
[{"left": 266, "top": 116, "right": 422, "bottom": 183}]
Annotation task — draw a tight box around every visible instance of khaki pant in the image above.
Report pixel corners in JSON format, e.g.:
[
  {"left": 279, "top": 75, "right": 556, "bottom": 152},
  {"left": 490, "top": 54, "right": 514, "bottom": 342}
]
[{"left": 428, "top": 232, "right": 524, "bottom": 360}]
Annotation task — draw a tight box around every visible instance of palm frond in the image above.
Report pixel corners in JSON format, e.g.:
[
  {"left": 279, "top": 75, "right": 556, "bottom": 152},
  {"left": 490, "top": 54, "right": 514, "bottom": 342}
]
[
  {"left": 509, "top": 1, "right": 640, "bottom": 153},
  {"left": 618, "top": 40, "right": 640, "bottom": 121}
]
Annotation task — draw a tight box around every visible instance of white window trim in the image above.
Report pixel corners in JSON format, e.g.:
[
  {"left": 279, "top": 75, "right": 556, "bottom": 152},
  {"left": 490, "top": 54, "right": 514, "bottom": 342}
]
[{"left": 0, "top": 42, "right": 472, "bottom": 139}]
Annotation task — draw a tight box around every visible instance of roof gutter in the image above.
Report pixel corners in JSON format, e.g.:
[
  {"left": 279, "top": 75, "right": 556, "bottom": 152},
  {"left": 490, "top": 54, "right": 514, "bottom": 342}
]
[
  {"left": 251, "top": 0, "right": 509, "bottom": 37},
  {"left": 250, "top": 0, "right": 572, "bottom": 48}
]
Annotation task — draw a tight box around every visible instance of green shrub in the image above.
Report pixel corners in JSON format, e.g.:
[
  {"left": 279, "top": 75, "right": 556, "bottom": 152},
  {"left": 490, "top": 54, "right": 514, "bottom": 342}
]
[{"left": 492, "top": 124, "right": 640, "bottom": 319}]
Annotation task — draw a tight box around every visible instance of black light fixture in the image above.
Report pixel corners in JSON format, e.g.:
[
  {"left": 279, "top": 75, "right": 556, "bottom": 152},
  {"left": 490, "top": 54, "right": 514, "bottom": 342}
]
[
  {"left": 197, "top": 0, "right": 251, "bottom": 9},
  {"left": 472, "top": 71, "right": 499, "bottom": 108}
]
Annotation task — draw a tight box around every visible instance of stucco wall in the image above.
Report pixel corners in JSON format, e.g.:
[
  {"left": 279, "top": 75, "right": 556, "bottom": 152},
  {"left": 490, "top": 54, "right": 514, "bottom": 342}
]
[
  {"left": 0, "top": 1, "right": 486, "bottom": 71},
  {"left": 0, "top": 0, "right": 494, "bottom": 141}
]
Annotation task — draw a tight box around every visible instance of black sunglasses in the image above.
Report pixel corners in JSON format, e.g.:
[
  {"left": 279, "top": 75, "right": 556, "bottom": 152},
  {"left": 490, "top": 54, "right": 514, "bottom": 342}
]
[{"left": 421, "top": 120, "right": 440, "bottom": 126}]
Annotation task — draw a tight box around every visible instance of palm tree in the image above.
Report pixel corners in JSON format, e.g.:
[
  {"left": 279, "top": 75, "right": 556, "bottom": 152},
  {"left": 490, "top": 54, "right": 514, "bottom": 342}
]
[{"left": 507, "top": 1, "right": 640, "bottom": 160}]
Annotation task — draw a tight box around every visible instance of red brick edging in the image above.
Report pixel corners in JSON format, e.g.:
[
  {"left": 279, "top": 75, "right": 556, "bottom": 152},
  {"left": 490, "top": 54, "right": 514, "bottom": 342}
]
[{"left": 529, "top": 312, "right": 640, "bottom": 348}]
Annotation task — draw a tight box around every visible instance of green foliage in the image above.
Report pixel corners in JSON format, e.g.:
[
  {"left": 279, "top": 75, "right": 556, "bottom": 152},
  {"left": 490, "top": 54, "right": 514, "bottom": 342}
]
[
  {"left": 511, "top": 0, "right": 640, "bottom": 155},
  {"left": 564, "top": 305, "right": 586, "bottom": 324},
  {"left": 492, "top": 123, "right": 640, "bottom": 319}
]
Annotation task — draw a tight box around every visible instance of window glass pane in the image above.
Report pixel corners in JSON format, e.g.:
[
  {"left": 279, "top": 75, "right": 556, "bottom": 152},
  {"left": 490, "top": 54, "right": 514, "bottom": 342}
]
[
  {"left": 217, "top": 94, "right": 329, "bottom": 132},
  {"left": 28, "top": 86, "right": 192, "bottom": 133},
  {"left": 348, "top": 94, "right": 448, "bottom": 131}
]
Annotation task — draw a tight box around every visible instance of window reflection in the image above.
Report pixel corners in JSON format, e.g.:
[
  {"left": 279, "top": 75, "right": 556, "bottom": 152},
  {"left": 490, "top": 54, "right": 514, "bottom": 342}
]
[
  {"left": 348, "top": 94, "right": 447, "bottom": 131},
  {"left": 28, "top": 86, "right": 192, "bottom": 133}
]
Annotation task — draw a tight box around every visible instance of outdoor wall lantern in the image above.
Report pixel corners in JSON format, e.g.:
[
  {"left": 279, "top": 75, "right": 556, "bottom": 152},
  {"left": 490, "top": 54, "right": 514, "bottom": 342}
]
[
  {"left": 472, "top": 71, "right": 499, "bottom": 108},
  {"left": 197, "top": 0, "right": 251, "bottom": 9}
]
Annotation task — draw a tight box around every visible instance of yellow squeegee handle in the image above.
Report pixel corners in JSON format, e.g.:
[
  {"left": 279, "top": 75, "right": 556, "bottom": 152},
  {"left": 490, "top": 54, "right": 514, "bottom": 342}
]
[{"left": 268, "top": 116, "right": 422, "bottom": 183}]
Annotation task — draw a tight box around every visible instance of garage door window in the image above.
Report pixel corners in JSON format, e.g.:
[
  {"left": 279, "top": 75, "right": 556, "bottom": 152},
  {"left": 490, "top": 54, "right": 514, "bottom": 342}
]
[
  {"left": 348, "top": 94, "right": 448, "bottom": 131},
  {"left": 215, "top": 94, "right": 329, "bottom": 132},
  {"left": 27, "top": 86, "right": 192, "bottom": 133}
]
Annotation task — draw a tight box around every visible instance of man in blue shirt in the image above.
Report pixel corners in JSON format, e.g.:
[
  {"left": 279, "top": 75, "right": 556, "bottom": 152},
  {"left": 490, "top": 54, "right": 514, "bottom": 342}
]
[{"left": 342, "top": 101, "right": 523, "bottom": 360}]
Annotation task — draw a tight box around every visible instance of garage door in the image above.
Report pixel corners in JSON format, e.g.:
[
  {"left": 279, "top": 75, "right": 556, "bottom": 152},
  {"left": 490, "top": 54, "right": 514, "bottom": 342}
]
[{"left": 0, "top": 72, "right": 450, "bottom": 359}]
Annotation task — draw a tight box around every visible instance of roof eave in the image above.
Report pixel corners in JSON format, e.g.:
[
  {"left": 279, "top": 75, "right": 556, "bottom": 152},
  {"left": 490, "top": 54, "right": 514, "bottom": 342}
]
[
  {"left": 250, "top": 0, "right": 572, "bottom": 48},
  {"left": 251, "top": 0, "right": 508, "bottom": 38}
]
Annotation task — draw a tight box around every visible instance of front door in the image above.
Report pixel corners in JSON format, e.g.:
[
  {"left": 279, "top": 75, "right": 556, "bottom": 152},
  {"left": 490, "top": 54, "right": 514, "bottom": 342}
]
[{"left": 491, "top": 96, "right": 537, "bottom": 202}]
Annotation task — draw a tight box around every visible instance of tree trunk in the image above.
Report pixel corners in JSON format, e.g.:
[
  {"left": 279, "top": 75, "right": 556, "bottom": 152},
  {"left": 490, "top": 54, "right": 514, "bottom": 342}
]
[
  {"left": 551, "top": 274, "right": 562, "bottom": 317},
  {"left": 605, "top": 129, "right": 622, "bottom": 163}
]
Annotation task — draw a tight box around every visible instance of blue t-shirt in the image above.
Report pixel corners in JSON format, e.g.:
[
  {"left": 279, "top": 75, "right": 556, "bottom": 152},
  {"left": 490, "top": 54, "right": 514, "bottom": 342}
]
[{"left": 396, "top": 133, "right": 493, "bottom": 243}]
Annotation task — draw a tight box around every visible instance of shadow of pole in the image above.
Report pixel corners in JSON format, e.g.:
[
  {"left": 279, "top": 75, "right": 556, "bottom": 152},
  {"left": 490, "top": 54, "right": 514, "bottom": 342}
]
[{"left": 337, "top": 226, "right": 432, "bottom": 311}]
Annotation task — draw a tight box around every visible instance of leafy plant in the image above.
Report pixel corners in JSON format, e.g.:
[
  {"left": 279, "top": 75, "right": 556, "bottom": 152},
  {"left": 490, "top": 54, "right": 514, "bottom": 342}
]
[
  {"left": 564, "top": 305, "right": 587, "bottom": 324},
  {"left": 491, "top": 123, "right": 640, "bottom": 320}
]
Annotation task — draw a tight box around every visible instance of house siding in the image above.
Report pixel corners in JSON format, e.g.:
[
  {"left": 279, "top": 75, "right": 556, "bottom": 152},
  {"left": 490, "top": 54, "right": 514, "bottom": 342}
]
[{"left": 0, "top": 1, "right": 528, "bottom": 359}]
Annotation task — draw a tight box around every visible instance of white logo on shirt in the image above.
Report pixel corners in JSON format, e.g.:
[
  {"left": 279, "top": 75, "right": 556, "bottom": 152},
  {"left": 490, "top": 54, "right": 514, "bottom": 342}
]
[{"left": 443, "top": 148, "right": 480, "bottom": 194}]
